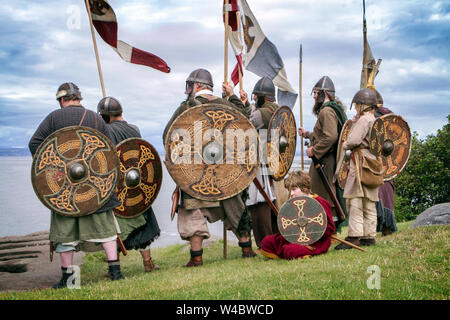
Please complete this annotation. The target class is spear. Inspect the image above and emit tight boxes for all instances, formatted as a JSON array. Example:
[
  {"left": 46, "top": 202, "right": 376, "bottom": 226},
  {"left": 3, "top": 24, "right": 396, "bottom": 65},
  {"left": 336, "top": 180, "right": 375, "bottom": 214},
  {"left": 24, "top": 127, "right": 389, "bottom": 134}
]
[
  {"left": 362, "top": 0, "right": 368, "bottom": 88},
  {"left": 223, "top": 0, "right": 230, "bottom": 259}
]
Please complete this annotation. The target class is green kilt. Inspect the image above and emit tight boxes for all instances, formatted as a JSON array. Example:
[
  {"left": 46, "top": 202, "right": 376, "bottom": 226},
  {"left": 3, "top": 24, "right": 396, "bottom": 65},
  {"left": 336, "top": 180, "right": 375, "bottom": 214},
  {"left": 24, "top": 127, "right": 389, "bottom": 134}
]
[
  {"left": 49, "top": 210, "right": 117, "bottom": 244},
  {"left": 115, "top": 214, "right": 147, "bottom": 241}
]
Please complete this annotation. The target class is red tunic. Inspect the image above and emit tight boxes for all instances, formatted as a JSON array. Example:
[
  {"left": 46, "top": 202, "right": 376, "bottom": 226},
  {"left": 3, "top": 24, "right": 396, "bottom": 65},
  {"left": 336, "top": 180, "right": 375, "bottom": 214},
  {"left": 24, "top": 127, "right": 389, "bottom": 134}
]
[{"left": 261, "top": 195, "right": 336, "bottom": 260}]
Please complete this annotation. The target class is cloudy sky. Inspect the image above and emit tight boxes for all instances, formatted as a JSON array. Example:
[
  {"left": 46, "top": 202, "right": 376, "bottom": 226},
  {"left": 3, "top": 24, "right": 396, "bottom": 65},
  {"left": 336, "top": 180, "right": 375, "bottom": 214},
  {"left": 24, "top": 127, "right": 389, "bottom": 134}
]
[{"left": 0, "top": 0, "right": 449, "bottom": 155}]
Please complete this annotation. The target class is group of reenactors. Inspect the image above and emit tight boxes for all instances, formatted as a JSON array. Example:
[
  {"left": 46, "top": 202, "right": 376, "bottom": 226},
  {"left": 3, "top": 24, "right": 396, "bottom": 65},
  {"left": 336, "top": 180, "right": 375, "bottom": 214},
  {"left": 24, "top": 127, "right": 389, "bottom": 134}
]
[{"left": 29, "top": 67, "right": 402, "bottom": 289}]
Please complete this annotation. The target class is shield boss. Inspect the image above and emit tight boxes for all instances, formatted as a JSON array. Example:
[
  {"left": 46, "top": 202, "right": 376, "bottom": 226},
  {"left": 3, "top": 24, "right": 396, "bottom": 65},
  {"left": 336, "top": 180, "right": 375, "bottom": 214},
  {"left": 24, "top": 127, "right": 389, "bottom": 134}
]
[
  {"left": 31, "top": 126, "right": 120, "bottom": 217},
  {"left": 278, "top": 196, "right": 327, "bottom": 246},
  {"left": 267, "top": 106, "right": 297, "bottom": 181},
  {"left": 114, "top": 138, "right": 162, "bottom": 218},
  {"left": 164, "top": 104, "right": 260, "bottom": 201}
]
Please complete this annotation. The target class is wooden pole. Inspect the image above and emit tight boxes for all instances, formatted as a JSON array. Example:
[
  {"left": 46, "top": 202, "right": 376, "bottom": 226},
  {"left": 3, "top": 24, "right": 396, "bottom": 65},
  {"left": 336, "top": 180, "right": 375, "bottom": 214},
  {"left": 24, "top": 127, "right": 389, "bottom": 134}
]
[
  {"left": 362, "top": 0, "right": 368, "bottom": 89},
  {"left": 299, "top": 43, "right": 304, "bottom": 170},
  {"left": 224, "top": 0, "right": 230, "bottom": 85},
  {"left": 331, "top": 235, "right": 367, "bottom": 252},
  {"left": 223, "top": 0, "right": 230, "bottom": 258},
  {"left": 236, "top": 10, "right": 243, "bottom": 91},
  {"left": 85, "top": 0, "right": 106, "bottom": 98}
]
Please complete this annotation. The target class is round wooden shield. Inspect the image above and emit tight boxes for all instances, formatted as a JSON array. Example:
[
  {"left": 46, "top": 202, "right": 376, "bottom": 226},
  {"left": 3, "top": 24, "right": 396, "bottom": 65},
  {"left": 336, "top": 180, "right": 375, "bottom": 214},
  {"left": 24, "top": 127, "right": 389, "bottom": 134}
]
[
  {"left": 164, "top": 104, "right": 260, "bottom": 201},
  {"left": 31, "top": 126, "right": 120, "bottom": 217},
  {"left": 114, "top": 138, "right": 162, "bottom": 218},
  {"left": 277, "top": 196, "right": 327, "bottom": 246},
  {"left": 267, "top": 106, "right": 297, "bottom": 181},
  {"left": 336, "top": 120, "right": 353, "bottom": 189},
  {"left": 370, "top": 114, "right": 411, "bottom": 180}
]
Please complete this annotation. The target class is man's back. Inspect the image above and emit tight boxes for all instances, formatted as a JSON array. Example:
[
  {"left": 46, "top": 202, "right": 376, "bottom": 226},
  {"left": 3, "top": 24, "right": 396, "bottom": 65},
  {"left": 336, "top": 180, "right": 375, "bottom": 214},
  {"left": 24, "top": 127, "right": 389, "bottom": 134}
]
[
  {"left": 29, "top": 105, "right": 108, "bottom": 156},
  {"left": 107, "top": 120, "right": 141, "bottom": 145}
]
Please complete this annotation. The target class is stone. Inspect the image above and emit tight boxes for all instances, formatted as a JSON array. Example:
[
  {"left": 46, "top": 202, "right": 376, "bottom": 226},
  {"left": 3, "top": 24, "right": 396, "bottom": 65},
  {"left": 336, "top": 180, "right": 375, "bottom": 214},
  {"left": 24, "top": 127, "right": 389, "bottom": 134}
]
[{"left": 409, "top": 203, "right": 450, "bottom": 229}]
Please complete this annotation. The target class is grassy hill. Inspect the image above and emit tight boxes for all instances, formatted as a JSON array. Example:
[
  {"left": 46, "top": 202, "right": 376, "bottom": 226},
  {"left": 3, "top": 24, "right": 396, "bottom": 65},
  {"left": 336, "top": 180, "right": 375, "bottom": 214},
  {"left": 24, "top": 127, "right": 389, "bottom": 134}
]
[{"left": 1, "top": 221, "right": 448, "bottom": 300}]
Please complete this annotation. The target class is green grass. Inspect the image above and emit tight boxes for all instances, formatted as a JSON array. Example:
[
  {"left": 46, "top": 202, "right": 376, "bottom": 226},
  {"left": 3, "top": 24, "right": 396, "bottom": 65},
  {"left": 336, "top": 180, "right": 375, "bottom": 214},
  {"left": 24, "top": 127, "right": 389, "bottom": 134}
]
[{"left": 1, "top": 222, "right": 449, "bottom": 300}]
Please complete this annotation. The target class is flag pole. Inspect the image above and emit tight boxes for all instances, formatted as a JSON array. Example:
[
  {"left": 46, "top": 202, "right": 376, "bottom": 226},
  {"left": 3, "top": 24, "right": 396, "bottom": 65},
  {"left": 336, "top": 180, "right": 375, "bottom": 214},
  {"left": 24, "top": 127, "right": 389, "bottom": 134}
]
[
  {"left": 362, "top": 0, "right": 368, "bottom": 88},
  {"left": 223, "top": 0, "right": 230, "bottom": 259},
  {"left": 224, "top": 0, "right": 230, "bottom": 85},
  {"left": 299, "top": 43, "right": 304, "bottom": 170},
  {"left": 237, "top": 10, "right": 243, "bottom": 91},
  {"left": 85, "top": 0, "right": 106, "bottom": 98}
]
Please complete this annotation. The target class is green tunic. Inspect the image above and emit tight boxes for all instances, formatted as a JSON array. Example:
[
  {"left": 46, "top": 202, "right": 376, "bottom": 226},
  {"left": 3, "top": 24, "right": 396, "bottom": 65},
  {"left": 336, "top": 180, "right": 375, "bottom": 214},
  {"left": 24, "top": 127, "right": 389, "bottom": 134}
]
[{"left": 49, "top": 210, "right": 117, "bottom": 244}]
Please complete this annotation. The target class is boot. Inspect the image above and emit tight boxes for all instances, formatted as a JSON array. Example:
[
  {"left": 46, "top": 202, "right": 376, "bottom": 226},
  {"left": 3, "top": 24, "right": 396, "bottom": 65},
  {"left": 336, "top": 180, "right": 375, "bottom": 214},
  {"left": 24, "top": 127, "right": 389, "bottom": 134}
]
[
  {"left": 335, "top": 236, "right": 360, "bottom": 250},
  {"left": 143, "top": 258, "right": 160, "bottom": 272},
  {"left": 108, "top": 264, "right": 125, "bottom": 281},
  {"left": 381, "top": 227, "right": 392, "bottom": 236},
  {"left": 52, "top": 267, "right": 74, "bottom": 289},
  {"left": 360, "top": 238, "right": 376, "bottom": 246},
  {"left": 239, "top": 241, "right": 257, "bottom": 258},
  {"left": 184, "top": 249, "right": 203, "bottom": 267}
]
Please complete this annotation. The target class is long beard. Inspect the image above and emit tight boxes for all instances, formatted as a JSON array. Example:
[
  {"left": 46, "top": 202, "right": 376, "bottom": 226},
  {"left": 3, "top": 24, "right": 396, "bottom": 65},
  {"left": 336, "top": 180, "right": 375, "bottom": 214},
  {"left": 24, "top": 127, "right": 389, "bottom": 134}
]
[
  {"left": 255, "top": 96, "right": 265, "bottom": 108},
  {"left": 312, "top": 91, "right": 325, "bottom": 116}
]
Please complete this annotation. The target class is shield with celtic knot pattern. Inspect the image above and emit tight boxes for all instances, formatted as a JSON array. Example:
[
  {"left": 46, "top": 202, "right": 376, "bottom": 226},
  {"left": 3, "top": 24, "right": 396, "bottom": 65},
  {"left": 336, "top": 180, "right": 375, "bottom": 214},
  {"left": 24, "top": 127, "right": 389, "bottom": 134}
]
[
  {"left": 31, "top": 126, "right": 120, "bottom": 217},
  {"left": 164, "top": 104, "right": 260, "bottom": 201},
  {"left": 336, "top": 120, "right": 353, "bottom": 189},
  {"left": 114, "top": 138, "right": 162, "bottom": 218},
  {"left": 277, "top": 196, "right": 327, "bottom": 246},
  {"left": 267, "top": 106, "right": 297, "bottom": 181},
  {"left": 369, "top": 114, "right": 411, "bottom": 181}
]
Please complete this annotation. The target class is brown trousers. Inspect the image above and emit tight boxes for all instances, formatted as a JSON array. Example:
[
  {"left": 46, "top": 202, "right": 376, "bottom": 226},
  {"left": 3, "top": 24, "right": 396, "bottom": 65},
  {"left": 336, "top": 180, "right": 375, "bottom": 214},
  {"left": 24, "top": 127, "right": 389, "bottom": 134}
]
[{"left": 249, "top": 202, "right": 279, "bottom": 248}]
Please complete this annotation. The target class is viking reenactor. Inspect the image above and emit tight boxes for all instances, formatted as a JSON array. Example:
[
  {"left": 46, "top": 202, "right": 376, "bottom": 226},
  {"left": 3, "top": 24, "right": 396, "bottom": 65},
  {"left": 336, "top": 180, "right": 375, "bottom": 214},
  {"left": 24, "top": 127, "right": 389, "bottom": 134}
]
[
  {"left": 260, "top": 170, "right": 336, "bottom": 260},
  {"left": 98, "top": 96, "right": 161, "bottom": 273},
  {"left": 28, "top": 83, "right": 124, "bottom": 288},
  {"left": 239, "top": 77, "right": 279, "bottom": 248},
  {"left": 335, "top": 88, "right": 384, "bottom": 249},
  {"left": 373, "top": 90, "right": 398, "bottom": 236},
  {"left": 163, "top": 68, "right": 256, "bottom": 267},
  {"left": 297, "top": 76, "right": 348, "bottom": 225}
]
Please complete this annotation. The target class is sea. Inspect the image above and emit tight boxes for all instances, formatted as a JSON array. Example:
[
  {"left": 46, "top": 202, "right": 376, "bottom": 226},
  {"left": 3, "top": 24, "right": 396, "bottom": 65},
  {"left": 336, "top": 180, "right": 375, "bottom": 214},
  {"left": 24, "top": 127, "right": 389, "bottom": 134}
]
[{"left": 0, "top": 148, "right": 309, "bottom": 248}]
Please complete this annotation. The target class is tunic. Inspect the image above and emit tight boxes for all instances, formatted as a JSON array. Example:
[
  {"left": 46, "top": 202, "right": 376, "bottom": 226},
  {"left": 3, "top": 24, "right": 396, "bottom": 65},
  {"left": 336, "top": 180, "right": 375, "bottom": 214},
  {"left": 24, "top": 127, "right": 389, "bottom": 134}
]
[
  {"left": 342, "top": 113, "right": 379, "bottom": 201},
  {"left": 306, "top": 102, "right": 346, "bottom": 211},
  {"left": 28, "top": 105, "right": 119, "bottom": 244},
  {"left": 260, "top": 195, "right": 336, "bottom": 259},
  {"left": 107, "top": 120, "right": 161, "bottom": 250}
]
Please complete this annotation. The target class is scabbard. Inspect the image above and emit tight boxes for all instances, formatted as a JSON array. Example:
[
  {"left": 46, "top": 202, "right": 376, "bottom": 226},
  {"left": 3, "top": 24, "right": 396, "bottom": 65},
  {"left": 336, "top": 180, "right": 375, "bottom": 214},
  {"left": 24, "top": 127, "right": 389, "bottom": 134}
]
[
  {"left": 311, "top": 156, "right": 346, "bottom": 221},
  {"left": 117, "top": 235, "right": 127, "bottom": 256}
]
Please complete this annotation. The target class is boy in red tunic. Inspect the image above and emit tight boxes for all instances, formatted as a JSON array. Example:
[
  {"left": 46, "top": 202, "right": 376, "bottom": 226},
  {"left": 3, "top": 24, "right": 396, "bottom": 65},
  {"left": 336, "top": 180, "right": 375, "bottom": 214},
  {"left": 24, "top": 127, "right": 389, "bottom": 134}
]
[{"left": 260, "top": 170, "right": 336, "bottom": 260}]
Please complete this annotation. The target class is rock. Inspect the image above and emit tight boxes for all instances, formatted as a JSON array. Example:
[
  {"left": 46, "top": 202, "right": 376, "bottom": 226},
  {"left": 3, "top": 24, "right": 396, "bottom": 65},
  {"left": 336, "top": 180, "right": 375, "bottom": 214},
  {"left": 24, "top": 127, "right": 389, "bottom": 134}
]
[
  {"left": 409, "top": 203, "right": 450, "bottom": 229},
  {"left": 0, "top": 231, "right": 84, "bottom": 292}
]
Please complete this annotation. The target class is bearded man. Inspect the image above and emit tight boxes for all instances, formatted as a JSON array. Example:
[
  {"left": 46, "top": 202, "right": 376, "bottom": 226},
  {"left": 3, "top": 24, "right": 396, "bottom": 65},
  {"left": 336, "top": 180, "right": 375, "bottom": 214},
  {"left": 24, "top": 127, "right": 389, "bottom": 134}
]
[{"left": 297, "top": 76, "right": 348, "bottom": 225}]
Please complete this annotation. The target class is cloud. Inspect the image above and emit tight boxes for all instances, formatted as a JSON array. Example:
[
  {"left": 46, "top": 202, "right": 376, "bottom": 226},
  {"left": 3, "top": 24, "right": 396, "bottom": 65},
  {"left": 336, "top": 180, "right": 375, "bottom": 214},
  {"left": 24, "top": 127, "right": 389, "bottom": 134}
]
[{"left": 0, "top": 0, "right": 449, "bottom": 155}]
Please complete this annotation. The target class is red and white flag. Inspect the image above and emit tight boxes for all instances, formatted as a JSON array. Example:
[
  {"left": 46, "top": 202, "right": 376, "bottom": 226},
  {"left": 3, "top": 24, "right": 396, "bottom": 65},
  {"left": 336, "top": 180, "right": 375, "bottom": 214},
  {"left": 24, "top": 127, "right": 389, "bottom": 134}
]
[
  {"left": 87, "top": 0, "right": 170, "bottom": 73},
  {"left": 224, "top": 0, "right": 243, "bottom": 86}
]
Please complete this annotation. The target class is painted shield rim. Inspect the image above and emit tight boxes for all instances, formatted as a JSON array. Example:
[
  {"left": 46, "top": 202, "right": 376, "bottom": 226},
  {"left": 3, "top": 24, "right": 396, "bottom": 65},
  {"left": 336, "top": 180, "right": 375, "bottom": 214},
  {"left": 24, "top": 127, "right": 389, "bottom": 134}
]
[
  {"left": 277, "top": 195, "right": 327, "bottom": 246},
  {"left": 114, "top": 137, "right": 162, "bottom": 219},
  {"left": 267, "top": 105, "right": 297, "bottom": 181},
  {"left": 163, "top": 103, "right": 260, "bottom": 201},
  {"left": 31, "top": 125, "right": 120, "bottom": 217}
]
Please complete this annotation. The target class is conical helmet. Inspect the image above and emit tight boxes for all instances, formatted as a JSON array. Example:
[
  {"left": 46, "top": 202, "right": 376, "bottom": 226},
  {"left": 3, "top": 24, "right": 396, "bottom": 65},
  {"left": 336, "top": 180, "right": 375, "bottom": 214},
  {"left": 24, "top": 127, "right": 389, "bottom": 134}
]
[
  {"left": 351, "top": 88, "right": 378, "bottom": 109},
  {"left": 97, "top": 96, "right": 123, "bottom": 116},
  {"left": 186, "top": 68, "right": 214, "bottom": 87},
  {"left": 312, "top": 76, "right": 335, "bottom": 99},
  {"left": 56, "top": 82, "right": 82, "bottom": 100},
  {"left": 252, "top": 76, "right": 275, "bottom": 97}
]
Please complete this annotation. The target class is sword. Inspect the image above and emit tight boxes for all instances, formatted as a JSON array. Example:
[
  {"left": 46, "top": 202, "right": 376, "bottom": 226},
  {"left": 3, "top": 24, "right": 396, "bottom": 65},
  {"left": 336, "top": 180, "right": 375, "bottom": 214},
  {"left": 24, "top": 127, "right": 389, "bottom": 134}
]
[{"left": 305, "top": 141, "right": 346, "bottom": 221}]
